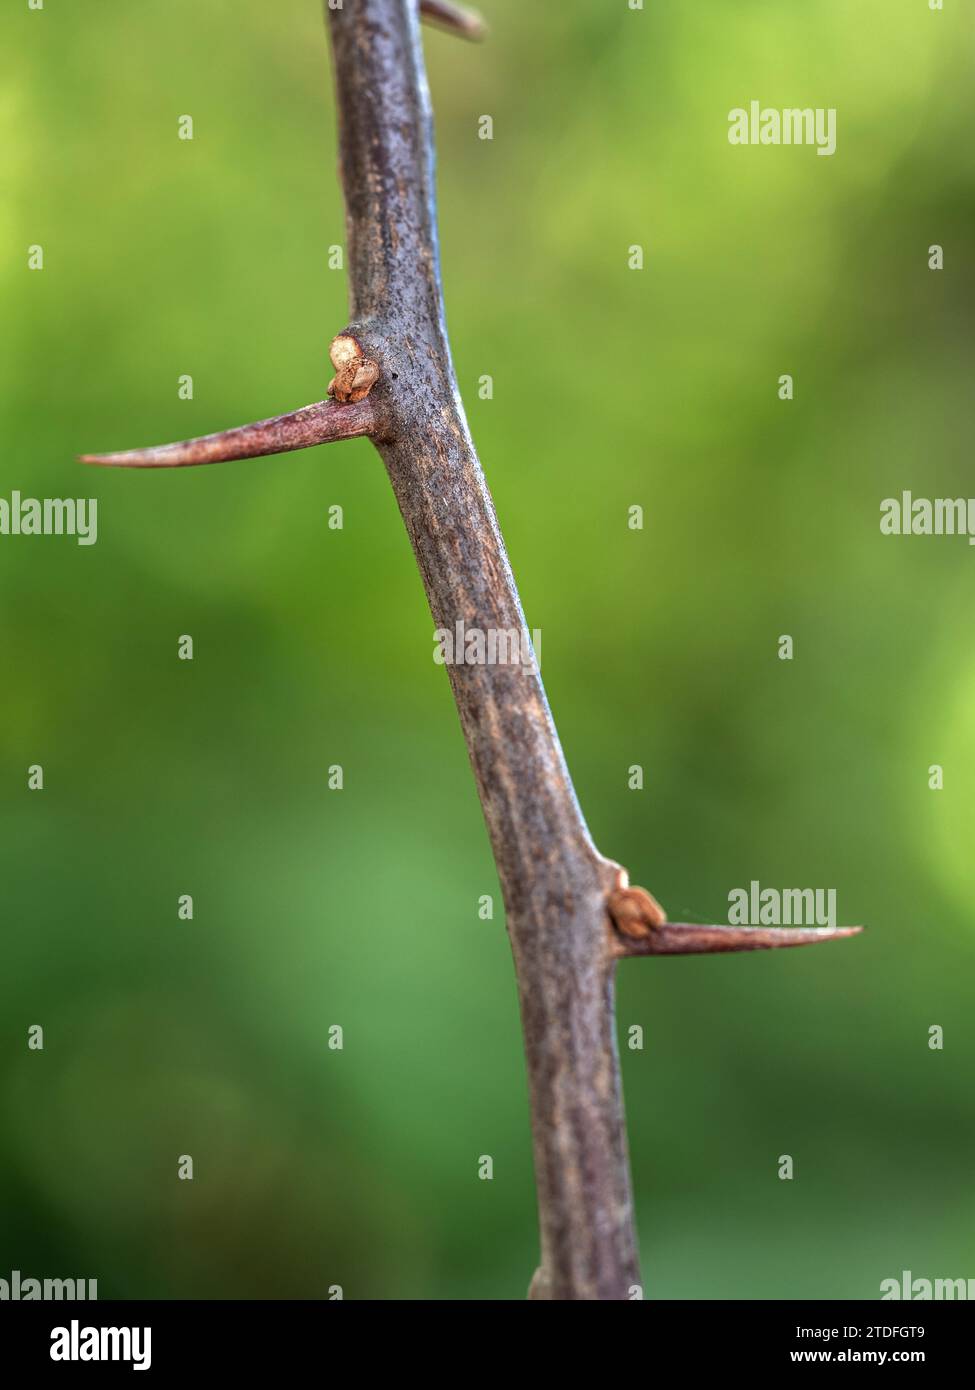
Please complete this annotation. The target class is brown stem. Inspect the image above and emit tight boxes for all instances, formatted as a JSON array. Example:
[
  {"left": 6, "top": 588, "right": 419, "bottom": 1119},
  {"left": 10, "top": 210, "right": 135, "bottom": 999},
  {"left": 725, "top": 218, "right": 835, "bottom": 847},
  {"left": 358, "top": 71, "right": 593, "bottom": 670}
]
[
  {"left": 79, "top": 0, "right": 862, "bottom": 1301},
  {"left": 327, "top": 0, "right": 649, "bottom": 1301}
]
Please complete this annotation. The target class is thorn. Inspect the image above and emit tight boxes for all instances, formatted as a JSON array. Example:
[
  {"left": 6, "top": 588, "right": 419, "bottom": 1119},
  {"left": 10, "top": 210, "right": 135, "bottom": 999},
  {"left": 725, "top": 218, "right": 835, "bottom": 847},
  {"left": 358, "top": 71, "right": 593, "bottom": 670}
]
[
  {"left": 608, "top": 884, "right": 863, "bottom": 957},
  {"left": 613, "top": 922, "right": 863, "bottom": 957},
  {"left": 420, "top": 0, "right": 487, "bottom": 42},
  {"left": 79, "top": 397, "right": 376, "bottom": 469}
]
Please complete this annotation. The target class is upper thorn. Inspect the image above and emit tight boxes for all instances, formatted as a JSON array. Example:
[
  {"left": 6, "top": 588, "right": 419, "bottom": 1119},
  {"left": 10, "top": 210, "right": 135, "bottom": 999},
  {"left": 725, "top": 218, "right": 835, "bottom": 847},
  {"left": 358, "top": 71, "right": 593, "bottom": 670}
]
[
  {"left": 608, "top": 882, "right": 863, "bottom": 957},
  {"left": 419, "top": 0, "right": 487, "bottom": 42}
]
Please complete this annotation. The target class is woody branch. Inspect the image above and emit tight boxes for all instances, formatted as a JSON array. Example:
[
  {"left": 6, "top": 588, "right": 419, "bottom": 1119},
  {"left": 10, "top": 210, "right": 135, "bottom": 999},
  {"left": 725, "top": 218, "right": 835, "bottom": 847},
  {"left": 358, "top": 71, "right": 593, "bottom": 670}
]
[{"left": 79, "top": 0, "right": 860, "bottom": 1299}]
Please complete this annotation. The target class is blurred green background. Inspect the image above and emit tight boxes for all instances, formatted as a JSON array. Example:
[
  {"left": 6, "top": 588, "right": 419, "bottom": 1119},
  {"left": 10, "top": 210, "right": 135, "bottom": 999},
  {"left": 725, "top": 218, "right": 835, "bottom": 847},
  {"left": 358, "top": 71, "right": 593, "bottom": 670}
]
[{"left": 2, "top": 0, "right": 973, "bottom": 1299}]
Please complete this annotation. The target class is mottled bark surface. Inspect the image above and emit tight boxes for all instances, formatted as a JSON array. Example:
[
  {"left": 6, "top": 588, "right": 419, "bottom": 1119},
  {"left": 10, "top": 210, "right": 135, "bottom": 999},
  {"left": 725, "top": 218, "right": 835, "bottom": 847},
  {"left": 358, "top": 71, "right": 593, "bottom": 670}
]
[{"left": 327, "top": 0, "right": 641, "bottom": 1300}]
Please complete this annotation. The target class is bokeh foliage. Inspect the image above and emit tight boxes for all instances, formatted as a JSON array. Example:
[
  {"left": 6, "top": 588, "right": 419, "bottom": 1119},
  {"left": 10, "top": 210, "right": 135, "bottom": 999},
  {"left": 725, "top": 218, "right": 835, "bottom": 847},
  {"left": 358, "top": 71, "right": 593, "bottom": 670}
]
[{"left": 1, "top": 0, "right": 973, "bottom": 1298}]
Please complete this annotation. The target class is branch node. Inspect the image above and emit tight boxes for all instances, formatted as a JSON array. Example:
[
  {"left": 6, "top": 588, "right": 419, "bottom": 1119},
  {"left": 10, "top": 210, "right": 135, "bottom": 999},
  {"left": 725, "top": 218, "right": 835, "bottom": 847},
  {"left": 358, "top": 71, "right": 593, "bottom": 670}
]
[
  {"left": 327, "top": 333, "right": 380, "bottom": 403},
  {"left": 608, "top": 884, "right": 667, "bottom": 940}
]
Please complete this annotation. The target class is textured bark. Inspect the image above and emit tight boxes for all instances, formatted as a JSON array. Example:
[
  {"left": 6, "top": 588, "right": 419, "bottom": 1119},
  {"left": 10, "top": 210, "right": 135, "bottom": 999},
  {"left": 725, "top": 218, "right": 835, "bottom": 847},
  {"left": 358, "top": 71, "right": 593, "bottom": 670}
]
[{"left": 327, "top": 0, "right": 640, "bottom": 1301}]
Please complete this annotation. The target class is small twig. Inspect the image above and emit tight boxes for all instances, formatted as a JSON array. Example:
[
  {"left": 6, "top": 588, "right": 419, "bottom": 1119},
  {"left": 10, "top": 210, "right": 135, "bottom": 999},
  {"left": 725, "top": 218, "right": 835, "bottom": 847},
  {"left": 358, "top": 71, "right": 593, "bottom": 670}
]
[{"left": 419, "top": 0, "right": 486, "bottom": 41}]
